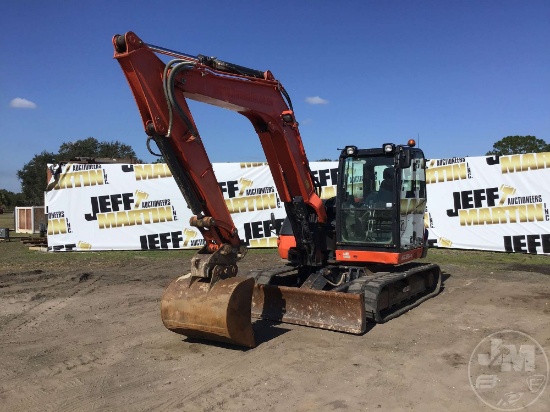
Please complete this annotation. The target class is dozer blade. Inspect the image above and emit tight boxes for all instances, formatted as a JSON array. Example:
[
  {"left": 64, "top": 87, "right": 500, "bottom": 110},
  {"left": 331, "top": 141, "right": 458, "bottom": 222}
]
[
  {"left": 161, "top": 275, "right": 256, "bottom": 348},
  {"left": 252, "top": 285, "right": 366, "bottom": 334}
]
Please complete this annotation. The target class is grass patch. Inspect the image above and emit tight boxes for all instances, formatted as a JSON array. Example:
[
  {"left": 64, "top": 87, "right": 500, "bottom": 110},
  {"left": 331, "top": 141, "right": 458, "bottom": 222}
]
[
  {"left": 426, "top": 247, "right": 549, "bottom": 273},
  {"left": 1, "top": 236, "right": 547, "bottom": 275},
  {"left": 0, "top": 240, "right": 276, "bottom": 273},
  {"left": 0, "top": 240, "right": 195, "bottom": 269},
  {"left": 0, "top": 212, "right": 15, "bottom": 230}
]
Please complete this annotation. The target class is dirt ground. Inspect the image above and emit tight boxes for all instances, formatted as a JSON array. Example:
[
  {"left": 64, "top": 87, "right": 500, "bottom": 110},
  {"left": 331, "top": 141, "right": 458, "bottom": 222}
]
[{"left": 1, "top": 244, "right": 549, "bottom": 411}]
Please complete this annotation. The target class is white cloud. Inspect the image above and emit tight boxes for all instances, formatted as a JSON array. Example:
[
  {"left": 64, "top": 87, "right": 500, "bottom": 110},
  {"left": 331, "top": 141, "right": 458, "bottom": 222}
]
[
  {"left": 9, "top": 98, "right": 37, "bottom": 109},
  {"left": 305, "top": 96, "right": 328, "bottom": 105}
]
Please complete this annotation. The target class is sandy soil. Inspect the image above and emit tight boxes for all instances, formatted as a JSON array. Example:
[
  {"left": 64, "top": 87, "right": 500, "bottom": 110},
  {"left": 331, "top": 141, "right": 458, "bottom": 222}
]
[{"left": 1, "top": 251, "right": 549, "bottom": 411}]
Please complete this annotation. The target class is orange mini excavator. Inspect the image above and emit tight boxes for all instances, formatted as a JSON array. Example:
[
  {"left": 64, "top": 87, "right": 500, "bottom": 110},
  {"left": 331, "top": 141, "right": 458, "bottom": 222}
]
[{"left": 113, "top": 32, "right": 442, "bottom": 347}]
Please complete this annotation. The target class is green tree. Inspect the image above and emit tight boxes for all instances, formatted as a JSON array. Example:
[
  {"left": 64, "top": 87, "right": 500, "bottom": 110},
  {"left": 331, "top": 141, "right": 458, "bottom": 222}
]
[
  {"left": 486, "top": 135, "right": 550, "bottom": 156},
  {"left": 16, "top": 150, "right": 57, "bottom": 205},
  {"left": 58, "top": 137, "right": 138, "bottom": 160},
  {"left": 17, "top": 138, "right": 141, "bottom": 205},
  {"left": 0, "top": 189, "right": 14, "bottom": 209}
]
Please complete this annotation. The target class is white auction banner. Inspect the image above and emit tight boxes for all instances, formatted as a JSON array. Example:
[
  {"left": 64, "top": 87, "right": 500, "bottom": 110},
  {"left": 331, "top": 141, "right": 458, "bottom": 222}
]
[
  {"left": 46, "top": 153, "right": 550, "bottom": 255},
  {"left": 425, "top": 153, "right": 550, "bottom": 254},
  {"left": 45, "top": 162, "right": 339, "bottom": 252}
]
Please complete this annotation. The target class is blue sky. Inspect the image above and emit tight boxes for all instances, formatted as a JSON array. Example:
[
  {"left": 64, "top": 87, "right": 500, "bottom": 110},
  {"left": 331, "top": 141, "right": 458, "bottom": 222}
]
[{"left": 1, "top": 0, "right": 549, "bottom": 192}]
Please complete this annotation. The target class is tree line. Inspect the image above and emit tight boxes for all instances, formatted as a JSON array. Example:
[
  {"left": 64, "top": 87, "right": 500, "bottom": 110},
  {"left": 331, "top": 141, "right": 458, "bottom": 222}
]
[
  {"left": 1, "top": 135, "right": 548, "bottom": 209},
  {"left": 2, "top": 137, "right": 140, "bottom": 208}
]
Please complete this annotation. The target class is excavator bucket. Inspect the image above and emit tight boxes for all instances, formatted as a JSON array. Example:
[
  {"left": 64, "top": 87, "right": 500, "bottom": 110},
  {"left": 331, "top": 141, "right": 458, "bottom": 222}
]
[
  {"left": 252, "top": 285, "right": 366, "bottom": 334},
  {"left": 161, "top": 275, "right": 256, "bottom": 348}
]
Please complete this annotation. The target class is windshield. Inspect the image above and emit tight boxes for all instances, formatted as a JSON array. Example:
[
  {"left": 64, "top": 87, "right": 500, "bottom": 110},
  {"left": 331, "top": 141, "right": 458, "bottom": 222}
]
[{"left": 340, "top": 155, "right": 395, "bottom": 245}]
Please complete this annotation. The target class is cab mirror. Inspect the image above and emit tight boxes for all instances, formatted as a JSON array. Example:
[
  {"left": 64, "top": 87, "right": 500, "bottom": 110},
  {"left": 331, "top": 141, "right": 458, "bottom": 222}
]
[{"left": 398, "top": 147, "right": 411, "bottom": 169}]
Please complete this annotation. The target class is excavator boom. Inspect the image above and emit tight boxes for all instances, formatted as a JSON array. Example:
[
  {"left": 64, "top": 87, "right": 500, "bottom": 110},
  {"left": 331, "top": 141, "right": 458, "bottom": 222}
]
[{"left": 113, "top": 32, "right": 328, "bottom": 347}]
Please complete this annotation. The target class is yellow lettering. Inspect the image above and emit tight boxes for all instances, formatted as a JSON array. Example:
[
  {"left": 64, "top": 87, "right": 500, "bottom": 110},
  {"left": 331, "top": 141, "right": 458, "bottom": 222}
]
[
  {"left": 426, "top": 163, "right": 467, "bottom": 183},
  {"left": 115, "top": 211, "right": 131, "bottom": 227},
  {"left": 87, "top": 170, "right": 104, "bottom": 186},
  {"left": 140, "top": 209, "right": 151, "bottom": 224},
  {"left": 527, "top": 203, "right": 545, "bottom": 222},
  {"left": 452, "top": 163, "right": 467, "bottom": 180},
  {"left": 96, "top": 207, "right": 174, "bottom": 229},
  {"left": 47, "top": 218, "right": 67, "bottom": 235},
  {"left": 240, "top": 162, "right": 266, "bottom": 168},
  {"left": 226, "top": 195, "right": 277, "bottom": 213},
  {"left": 134, "top": 165, "right": 153, "bottom": 180},
  {"left": 55, "top": 174, "right": 72, "bottom": 189},
  {"left": 127, "top": 210, "right": 142, "bottom": 225},
  {"left": 238, "top": 178, "right": 253, "bottom": 196},
  {"left": 226, "top": 197, "right": 246, "bottom": 213},
  {"left": 72, "top": 172, "right": 83, "bottom": 188},
  {"left": 501, "top": 155, "right": 521, "bottom": 174},
  {"left": 490, "top": 206, "right": 507, "bottom": 224},
  {"left": 536, "top": 152, "right": 550, "bottom": 169},
  {"left": 503, "top": 206, "right": 518, "bottom": 223},
  {"left": 459, "top": 209, "right": 479, "bottom": 226},
  {"left": 183, "top": 228, "right": 196, "bottom": 246},
  {"left": 152, "top": 163, "right": 172, "bottom": 178},
  {"left": 249, "top": 238, "right": 277, "bottom": 247},
  {"left": 260, "top": 193, "right": 277, "bottom": 210},
  {"left": 149, "top": 208, "right": 159, "bottom": 223},
  {"left": 520, "top": 153, "right": 536, "bottom": 172},
  {"left": 53, "top": 170, "right": 104, "bottom": 189},
  {"left": 500, "top": 153, "right": 550, "bottom": 174},
  {"left": 477, "top": 208, "right": 492, "bottom": 225},
  {"left": 426, "top": 167, "right": 443, "bottom": 184},
  {"left": 458, "top": 204, "right": 544, "bottom": 226},
  {"left": 440, "top": 165, "right": 453, "bottom": 182},
  {"left": 97, "top": 213, "right": 116, "bottom": 229},
  {"left": 156, "top": 206, "right": 174, "bottom": 222}
]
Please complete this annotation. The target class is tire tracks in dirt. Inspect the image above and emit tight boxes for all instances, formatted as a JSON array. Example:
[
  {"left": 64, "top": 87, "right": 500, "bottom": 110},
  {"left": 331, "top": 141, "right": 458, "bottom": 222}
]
[
  {"left": 3, "top": 335, "right": 150, "bottom": 412},
  {"left": 0, "top": 273, "right": 105, "bottom": 383},
  {"left": 149, "top": 331, "right": 293, "bottom": 411},
  {"left": 9, "top": 273, "right": 103, "bottom": 335}
]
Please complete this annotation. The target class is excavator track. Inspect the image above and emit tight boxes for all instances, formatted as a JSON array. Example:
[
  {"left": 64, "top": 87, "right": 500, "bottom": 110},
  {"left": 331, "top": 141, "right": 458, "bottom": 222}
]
[{"left": 357, "top": 263, "right": 442, "bottom": 323}]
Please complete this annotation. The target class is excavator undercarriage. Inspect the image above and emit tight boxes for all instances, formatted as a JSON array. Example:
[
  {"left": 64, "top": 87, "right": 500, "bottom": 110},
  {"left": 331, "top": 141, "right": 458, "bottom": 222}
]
[
  {"left": 161, "top": 262, "right": 442, "bottom": 348},
  {"left": 248, "top": 262, "right": 441, "bottom": 333}
]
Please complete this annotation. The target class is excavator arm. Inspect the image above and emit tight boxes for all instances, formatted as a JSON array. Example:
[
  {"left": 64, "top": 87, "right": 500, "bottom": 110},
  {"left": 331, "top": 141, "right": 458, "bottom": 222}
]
[
  {"left": 113, "top": 32, "right": 330, "bottom": 347},
  {"left": 113, "top": 32, "right": 325, "bottom": 275}
]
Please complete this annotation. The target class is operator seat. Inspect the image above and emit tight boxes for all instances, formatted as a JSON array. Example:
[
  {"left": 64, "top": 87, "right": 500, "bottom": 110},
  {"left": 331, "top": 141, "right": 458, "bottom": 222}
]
[
  {"left": 377, "top": 166, "right": 394, "bottom": 204},
  {"left": 379, "top": 167, "right": 394, "bottom": 192}
]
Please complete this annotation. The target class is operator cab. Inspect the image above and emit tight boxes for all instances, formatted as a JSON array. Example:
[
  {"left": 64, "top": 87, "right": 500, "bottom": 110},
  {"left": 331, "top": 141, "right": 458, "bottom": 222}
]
[
  {"left": 335, "top": 142, "right": 427, "bottom": 257},
  {"left": 277, "top": 141, "right": 428, "bottom": 264}
]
